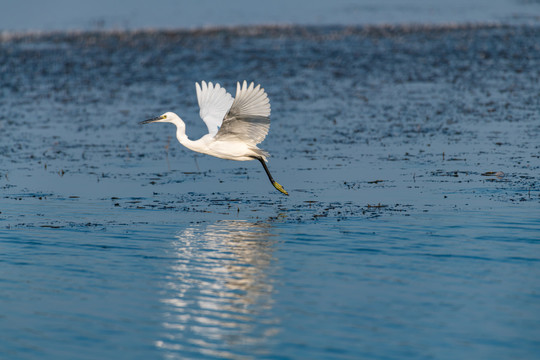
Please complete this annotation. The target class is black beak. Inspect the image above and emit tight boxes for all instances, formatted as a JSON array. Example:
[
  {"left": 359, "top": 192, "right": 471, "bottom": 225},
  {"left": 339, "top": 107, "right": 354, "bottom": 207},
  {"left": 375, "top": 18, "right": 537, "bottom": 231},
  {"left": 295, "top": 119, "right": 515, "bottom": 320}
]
[{"left": 139, "top": 116, "right": 163, "bottom": 125}]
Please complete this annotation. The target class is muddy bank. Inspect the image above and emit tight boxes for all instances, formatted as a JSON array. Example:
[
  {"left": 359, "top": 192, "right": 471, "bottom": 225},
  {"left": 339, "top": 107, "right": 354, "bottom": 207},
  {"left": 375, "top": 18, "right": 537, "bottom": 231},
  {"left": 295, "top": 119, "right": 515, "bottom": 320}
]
[{"left": 1, "top": 24, "right": 539, "bottom": 226}]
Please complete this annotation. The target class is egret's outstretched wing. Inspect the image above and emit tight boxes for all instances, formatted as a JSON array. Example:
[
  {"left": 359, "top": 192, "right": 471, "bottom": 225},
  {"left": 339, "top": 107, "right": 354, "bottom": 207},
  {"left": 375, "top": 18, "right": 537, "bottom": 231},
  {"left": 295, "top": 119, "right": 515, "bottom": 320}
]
[
  {"left": 215, "top": 81, "right": 271, "bottom": 145},
  {"left": 196, "top": 81, "right": 234, "bottom": 137}
]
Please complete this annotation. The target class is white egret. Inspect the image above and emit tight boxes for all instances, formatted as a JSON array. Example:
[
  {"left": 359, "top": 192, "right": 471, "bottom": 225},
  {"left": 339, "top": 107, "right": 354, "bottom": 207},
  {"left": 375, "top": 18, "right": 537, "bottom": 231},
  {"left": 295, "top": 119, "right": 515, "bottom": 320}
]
[{"left": 140, "top": 80, "right": 288, "bottom": 195}]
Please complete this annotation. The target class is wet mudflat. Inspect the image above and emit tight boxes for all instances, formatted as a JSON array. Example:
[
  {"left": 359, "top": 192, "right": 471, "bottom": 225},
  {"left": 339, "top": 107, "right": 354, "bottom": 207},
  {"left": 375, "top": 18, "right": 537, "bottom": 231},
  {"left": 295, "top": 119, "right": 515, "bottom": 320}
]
[{"left": 1, "top": 25, "right": 539, "bottom": 359}]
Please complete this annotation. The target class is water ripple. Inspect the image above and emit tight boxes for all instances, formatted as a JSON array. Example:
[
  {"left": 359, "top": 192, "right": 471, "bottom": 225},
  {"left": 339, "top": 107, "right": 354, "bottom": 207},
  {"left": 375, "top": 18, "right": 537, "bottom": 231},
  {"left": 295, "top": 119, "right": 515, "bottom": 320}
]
[{"left": 157, "top": 220, "right": 280, "bottom": 359}]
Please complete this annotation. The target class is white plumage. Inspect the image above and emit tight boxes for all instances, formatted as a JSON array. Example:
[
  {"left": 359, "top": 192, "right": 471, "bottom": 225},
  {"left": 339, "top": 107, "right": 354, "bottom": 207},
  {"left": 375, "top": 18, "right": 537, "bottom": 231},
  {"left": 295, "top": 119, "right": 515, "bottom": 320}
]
[
  {"left": 140, "top": 80, "right": 288, "bottom": 195},
  {"left": 196, "top": 81, "right": 233, "bottom": 137}
]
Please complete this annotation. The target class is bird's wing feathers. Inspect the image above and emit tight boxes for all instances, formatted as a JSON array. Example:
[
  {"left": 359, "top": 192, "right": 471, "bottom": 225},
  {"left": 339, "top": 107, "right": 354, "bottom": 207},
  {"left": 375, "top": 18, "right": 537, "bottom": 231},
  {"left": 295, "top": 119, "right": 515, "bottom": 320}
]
[
  {"left": 215, "top": 81, "right": 271, "bottom": 145},
  {"left": 196, "top": 81, "right": 234, "bottom": 136}
]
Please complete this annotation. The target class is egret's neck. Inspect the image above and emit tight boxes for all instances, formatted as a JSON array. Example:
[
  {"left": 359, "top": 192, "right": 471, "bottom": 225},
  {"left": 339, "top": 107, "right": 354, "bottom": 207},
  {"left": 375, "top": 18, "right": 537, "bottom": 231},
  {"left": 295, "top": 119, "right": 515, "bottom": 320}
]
[
  {"left": 171, "top": 117, "right": 196, "bottom": 149},
  {"left": 172, "top": 119, "right": 187, "bottom": 141}
]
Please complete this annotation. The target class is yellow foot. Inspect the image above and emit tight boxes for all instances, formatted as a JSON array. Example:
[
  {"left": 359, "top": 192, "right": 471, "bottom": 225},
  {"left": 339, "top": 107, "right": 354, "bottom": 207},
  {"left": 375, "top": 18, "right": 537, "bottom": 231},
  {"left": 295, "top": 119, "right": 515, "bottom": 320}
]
[{"left": 272, "top": 181, "right": 289, "bottom": 196}]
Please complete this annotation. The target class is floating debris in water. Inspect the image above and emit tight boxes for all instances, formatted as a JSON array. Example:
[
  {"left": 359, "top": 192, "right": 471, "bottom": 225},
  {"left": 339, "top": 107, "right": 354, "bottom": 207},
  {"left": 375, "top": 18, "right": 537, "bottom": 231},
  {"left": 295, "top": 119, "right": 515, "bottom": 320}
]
[{"left": 481, "top": 171, "right": 505, "bottom": 178}]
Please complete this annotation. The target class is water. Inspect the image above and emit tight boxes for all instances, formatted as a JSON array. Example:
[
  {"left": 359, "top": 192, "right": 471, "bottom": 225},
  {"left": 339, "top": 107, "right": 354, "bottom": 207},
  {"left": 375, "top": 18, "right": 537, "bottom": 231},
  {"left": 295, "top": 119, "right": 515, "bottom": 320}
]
[
  {"left": 1, "top": 0, "right": 540, "bottom": 32},
  {"left": 1, "top": 23, "right": 540, "bottom": 360}
]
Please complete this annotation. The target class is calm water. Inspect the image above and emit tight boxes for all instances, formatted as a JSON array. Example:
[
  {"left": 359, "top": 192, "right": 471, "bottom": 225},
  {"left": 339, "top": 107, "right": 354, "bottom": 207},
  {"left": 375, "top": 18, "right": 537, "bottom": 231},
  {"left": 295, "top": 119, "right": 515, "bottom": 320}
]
[
  {"left": 2, "top": 210, "right": 539, "bottom": 359},
  {"left": 1, "top": 0, "right": 540, "bottom": 32},
  {"left": 1, "top": 24, "right": 540, "bottom": 359}
]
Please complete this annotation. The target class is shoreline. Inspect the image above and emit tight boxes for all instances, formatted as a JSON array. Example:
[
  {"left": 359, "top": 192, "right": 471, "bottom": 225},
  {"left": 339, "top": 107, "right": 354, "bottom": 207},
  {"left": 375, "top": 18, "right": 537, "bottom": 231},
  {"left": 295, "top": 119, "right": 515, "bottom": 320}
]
[{"left": 1, "top": 22, "right": 538, "bottom": 42}]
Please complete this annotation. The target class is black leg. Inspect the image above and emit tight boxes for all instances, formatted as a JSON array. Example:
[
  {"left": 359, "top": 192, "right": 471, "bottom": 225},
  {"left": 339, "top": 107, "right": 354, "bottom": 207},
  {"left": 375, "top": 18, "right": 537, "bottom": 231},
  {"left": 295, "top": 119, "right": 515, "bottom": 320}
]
[
  {"left": 258, "top": 158, "right": 275, "bottom": 183},
  {"left": 257, "top": 158, "right": 289, "bottom": 195}
]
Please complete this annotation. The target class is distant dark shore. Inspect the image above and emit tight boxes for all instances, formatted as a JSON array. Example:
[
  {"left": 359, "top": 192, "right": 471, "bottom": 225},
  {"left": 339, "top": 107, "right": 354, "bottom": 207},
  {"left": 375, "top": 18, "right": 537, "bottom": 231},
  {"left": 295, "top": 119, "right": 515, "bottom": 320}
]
[{"left": 1, "top": 22, "right": 538, "bottom": 41}]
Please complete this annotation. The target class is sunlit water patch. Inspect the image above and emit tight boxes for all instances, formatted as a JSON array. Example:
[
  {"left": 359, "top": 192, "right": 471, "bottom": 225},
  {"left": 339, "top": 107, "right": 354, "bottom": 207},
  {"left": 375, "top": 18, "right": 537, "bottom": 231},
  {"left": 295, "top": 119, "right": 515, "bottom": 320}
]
[{"left": 157, "top": 221, "right": 280, "bottom": 358}]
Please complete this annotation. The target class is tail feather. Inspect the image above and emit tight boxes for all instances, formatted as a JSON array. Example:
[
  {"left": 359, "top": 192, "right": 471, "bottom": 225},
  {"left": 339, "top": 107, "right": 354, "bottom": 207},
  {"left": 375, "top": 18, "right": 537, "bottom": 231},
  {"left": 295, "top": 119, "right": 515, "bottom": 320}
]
[{"left": 252, "top": 147, "right": 269, "bottom": 162}]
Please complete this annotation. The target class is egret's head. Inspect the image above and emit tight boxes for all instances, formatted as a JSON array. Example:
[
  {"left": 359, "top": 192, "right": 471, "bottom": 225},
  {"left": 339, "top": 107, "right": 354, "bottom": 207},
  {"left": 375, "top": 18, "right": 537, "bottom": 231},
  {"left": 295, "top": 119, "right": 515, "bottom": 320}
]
[{"left": 140, "top": 112, "right": 179, "bottom": 124}]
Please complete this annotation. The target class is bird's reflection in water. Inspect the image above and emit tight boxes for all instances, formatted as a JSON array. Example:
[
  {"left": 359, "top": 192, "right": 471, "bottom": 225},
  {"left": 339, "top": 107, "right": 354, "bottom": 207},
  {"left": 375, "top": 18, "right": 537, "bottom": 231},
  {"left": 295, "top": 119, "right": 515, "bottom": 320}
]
[{"left": 156, "top": 220, "right": 280, "bottom": 359}]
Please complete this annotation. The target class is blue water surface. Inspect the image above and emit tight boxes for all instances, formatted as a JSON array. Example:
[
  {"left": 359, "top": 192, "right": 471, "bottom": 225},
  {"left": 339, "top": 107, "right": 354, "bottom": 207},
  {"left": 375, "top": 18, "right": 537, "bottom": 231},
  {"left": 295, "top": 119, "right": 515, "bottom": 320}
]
[
  {"left": 1, "top": 206, "right": 539, "bottom": 359},
  {"left": 1, "top": 0, "right": 540, "bottom": 32},
  {"left": 1, "top": 21, "right": 539, "bottom": 360}
]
